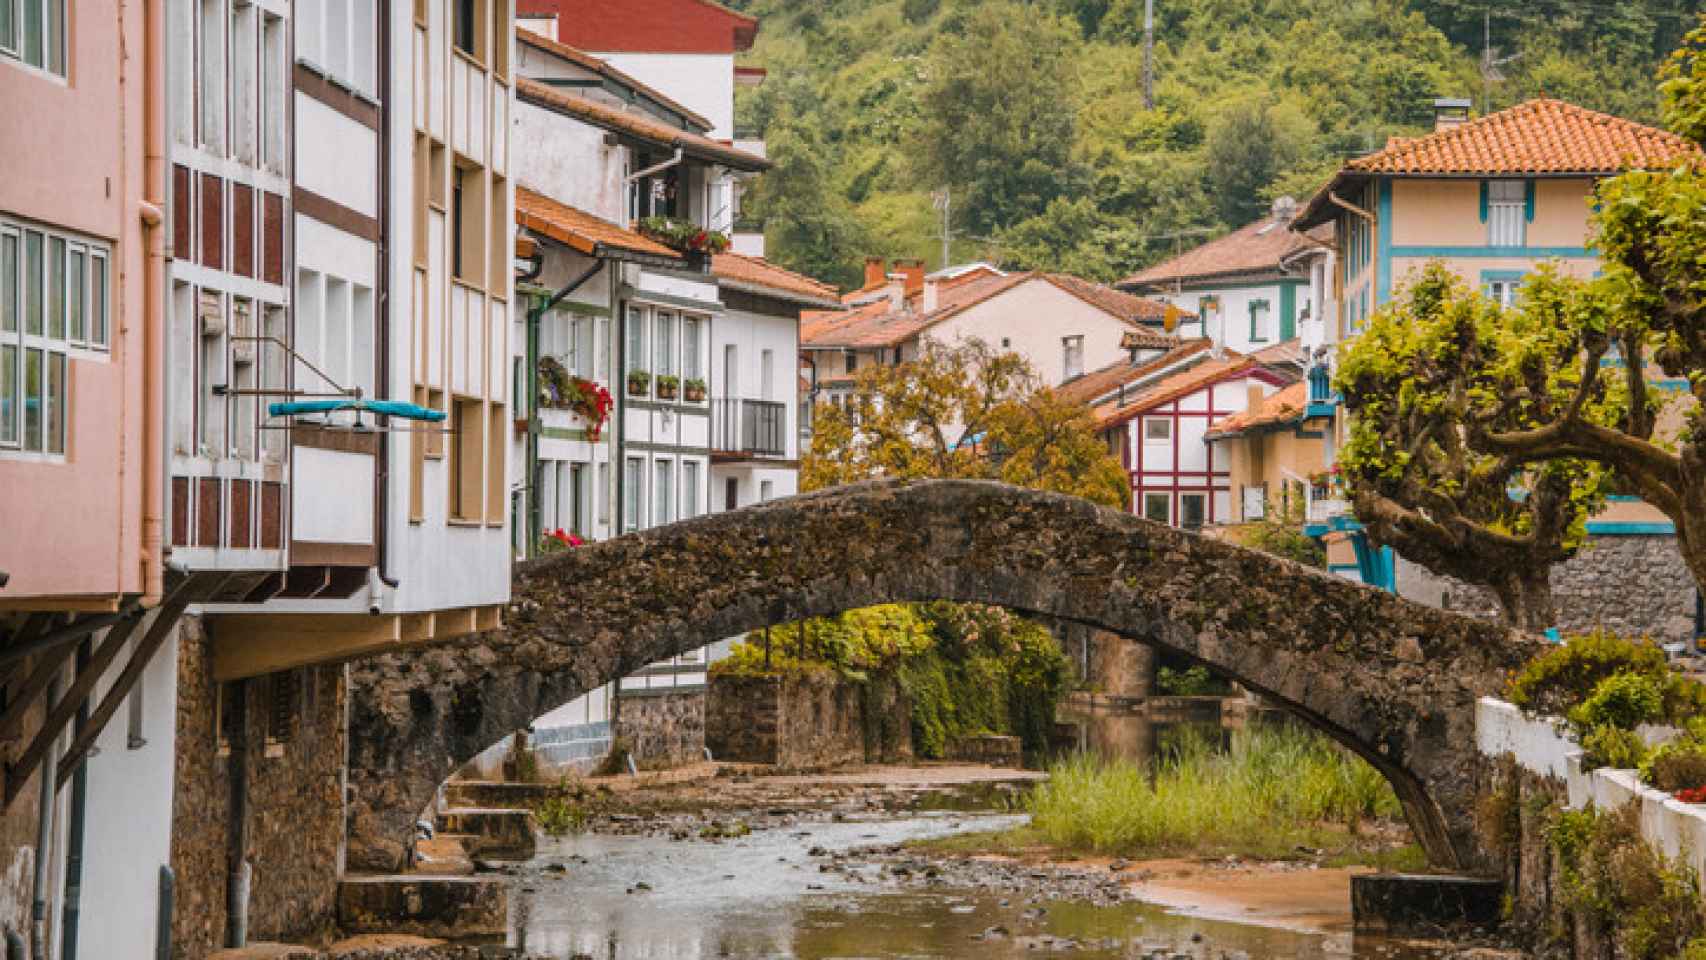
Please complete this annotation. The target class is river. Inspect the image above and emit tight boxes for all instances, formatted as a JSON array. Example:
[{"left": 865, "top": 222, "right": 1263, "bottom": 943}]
[{"left": 506, "top": 806, "right": 1467, "bottom": 960}]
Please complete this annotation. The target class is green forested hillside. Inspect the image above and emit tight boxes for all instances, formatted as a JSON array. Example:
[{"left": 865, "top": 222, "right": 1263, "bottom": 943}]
[{"left": 727, "top": 0, "right": 1700, "bottom": 288}]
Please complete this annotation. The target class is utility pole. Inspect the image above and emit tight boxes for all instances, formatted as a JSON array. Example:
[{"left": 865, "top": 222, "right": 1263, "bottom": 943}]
[
  {"left": 1482, "top": 8, "right": 1491, "bottom": 115},
  {"left": 1143, "top": 0, "right": 1155, "bottom": 110}
]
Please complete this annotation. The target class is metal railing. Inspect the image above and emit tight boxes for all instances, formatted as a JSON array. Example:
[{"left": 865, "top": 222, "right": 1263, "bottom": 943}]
[{"left": 713, "top": 398, "right": 787, "bottom": 457}]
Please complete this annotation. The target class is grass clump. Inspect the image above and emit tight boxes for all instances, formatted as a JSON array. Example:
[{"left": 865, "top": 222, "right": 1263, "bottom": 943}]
[
  {"left": 1024, "top": 725, "right": 1402, "bottom": 859},
  {"left": 1547, "top": 803, "right": 1705, "bottom": 959}
]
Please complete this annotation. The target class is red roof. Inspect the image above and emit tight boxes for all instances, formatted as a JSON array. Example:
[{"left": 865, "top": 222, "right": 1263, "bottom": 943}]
[
  {"left": 802, "top": 273, "right": 1179, "bottom": 350},
  {"left": 515, "top": 79, "right": 769, "bottom": 172},
  {"left": 1206, "top": 381, "right": 1310, "bottom": 437},
  {"left": 515, "top": 186, "right": 683, "bottom": 261},
  {"left": 521, "top": 0, "right": 758, "bottom": 54},
  {"left": 1120, "top": 214, "right": 1330, "bottom": 289},
  {"left": 1091, "top": 353, "right": 1293, "bottom": 431},
  {"left": 1054, "top": 340, "right": 1214, "bottom": 407},
  {"left": 712, "top": 252, "right": 842, "bottom": 307}
]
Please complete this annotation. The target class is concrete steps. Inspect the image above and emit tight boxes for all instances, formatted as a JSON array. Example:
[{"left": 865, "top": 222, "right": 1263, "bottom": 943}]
[
  {"left": 337, "top": 875, "right": 508, "bottom": 940},
  {"left": 435, "top": 806, "right": 536, "bottom": 860}
]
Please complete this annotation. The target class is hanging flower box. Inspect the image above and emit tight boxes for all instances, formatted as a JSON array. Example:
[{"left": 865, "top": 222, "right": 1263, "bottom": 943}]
[
  {"left": 636, "top": 216, "right": 730, "bottom": 255},
  {"left": 537, "top": 357, "right": 615, "bottom": 441}
]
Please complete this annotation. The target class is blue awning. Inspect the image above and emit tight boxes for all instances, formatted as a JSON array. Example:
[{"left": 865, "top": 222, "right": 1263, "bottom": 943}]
[{"left": 268, "top": 399, "right": 448, "bottom": 422}]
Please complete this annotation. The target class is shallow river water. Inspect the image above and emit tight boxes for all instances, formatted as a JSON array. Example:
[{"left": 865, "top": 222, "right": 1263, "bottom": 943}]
[{"left": 508, "top": 811, "right": 1465, "bottom": 960}]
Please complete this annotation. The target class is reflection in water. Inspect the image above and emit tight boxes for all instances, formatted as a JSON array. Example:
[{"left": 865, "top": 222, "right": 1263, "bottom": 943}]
[{"left": 510, "top": 813, "right": 1457, "bottom": 960}]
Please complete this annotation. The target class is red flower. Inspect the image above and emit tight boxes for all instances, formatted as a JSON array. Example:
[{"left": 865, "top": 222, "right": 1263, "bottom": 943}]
[{"left": 1676, "top": 786, "right": 1706, "bottom": 803}]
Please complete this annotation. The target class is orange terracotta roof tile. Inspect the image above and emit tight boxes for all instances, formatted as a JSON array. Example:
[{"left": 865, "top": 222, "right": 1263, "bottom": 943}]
[
  {"left": 1091, "top": 353, "right": 1279, "bottom": 431},
  {"left": 1207, "top": 381, "right": 1310, "bottom": 437},
  {"left": 1120, "top": 214, "right": 1329, "bottom": 289},
  {"left": 515, "top": 78, "right": 770, "bottom": 172},
  {"left": 1345, "top": 99, "right": 1699, "bottom": 176},
  {"left": 713, "top": 252, "right": 842, "bottom": 306},
  {"left": 516, "top": 31, "right": 714, "bottom": 132},
  {"left": 515, "top": 186, "right": 682, "bottom": 260},
  {"left": 1053, "top": 340, "right": 1214, "bottom": 407}
]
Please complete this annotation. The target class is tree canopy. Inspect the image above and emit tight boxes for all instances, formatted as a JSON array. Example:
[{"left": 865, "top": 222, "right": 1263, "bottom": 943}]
[{"left": 728, "top": 0, "right": 1685, "bottom": 288}]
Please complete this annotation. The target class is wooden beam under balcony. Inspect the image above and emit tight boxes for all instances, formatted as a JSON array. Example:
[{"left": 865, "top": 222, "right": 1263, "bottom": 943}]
[{"left": 209, "top": 604, "right": 505, "bottom": 681}]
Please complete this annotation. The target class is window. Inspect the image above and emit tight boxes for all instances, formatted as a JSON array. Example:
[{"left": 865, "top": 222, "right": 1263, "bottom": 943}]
[
  {"left": 681, "top": 460, "right": 700, "bottom": 519},
  {"left": 724, "top": 477, "right": 738, "bottom": 511},
  {"left": 3, "top": 0, "right": 64, "bottom": 77},
  {"left": 1179, "top": 493, "right": 1206, "bottom": 530},
  {"left": 760, "top": 349, "right": 774, "bottom": 400},
  {"left": 596, "top": 461, "right": 610, "bottom": 526},
  {"left": 1142, "top": 492, "right": 1170, "bottom": 524},
  {"left": 654, "top": 311, "right": 676, "bottom": 380},
  {"left": 451, "top": 168, "right": 465, "bottom": 279},
  {"left": 449, "top": 398, "right": 484, "bottom": 520},
  {"left": 682, "top": 317, "right": 702, "bottom": 384},
  {"left": 1062, "top": 335, "right": 1084, "bottom": 380},
  {"left": 653, "top": 459, "right": 674, "bottom": 525},
  {"left": 759, "top": 480, "right": 774, "bottom": 502},
  {"left": 567, "top": 462, "right": 587, "bottom": 535},
  {"left": 2, "top": 222, "right": 107, "bottom": 454},
  {"left": 1486, "top": 278, "right": 1522, "bottom": 308},
  {"left": 453, "top": 0, "right": 478, "bottom": 58},
  {"left": 625, "top": 305, "right": 647, "bottom": 376},
  {"left": 199, "top": 0, "right": 224, "bottom": 150},
  {"left": 1248, "top": 299, "right": 1271, "bottom": 343},
  {"left": 1241, "top": 485, "right": 1266, "bottom": 522},
  {"left": 1143, "top": 417, "right": 1171, "bottom": 443},
  {"left": 1487, "top": 180, "right": 1526, "bottom": 247},
  {"left": 622, "top": 457, "right": 643, "bottom": 531},
  {"left": 844, "top": 351, "right": 856, "bottom": 375}
]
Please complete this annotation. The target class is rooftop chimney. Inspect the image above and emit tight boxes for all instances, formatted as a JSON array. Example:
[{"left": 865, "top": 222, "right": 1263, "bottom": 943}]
[
  {"left": 922, "top": 275, "right": 942, "bottom": 313},
  {"left": 864, "top": 256, "right": 886, "bottom": 290},
  {"left": 1432, "top": 97, "right": 1473, "bottom": 132},
  {"left": 894, "top": 258, "right": 926, "bottom": 299},
  {"left": 883, "top": 274, "right": 907, "bottom": 312}
]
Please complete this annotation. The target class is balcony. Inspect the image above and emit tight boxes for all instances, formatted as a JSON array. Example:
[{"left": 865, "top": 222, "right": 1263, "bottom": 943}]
[{"left": 712, "top": 399, "right": 787, "bottom": 460}]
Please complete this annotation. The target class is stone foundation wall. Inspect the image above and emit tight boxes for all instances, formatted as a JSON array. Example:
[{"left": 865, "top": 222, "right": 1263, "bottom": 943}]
[
  {"left": 0, "top": 662, "right": 47, "bottom": 943},
  {"left": 615, "top": 689, "right": 704, "bottom": 769},
  {"left": 1397, "top": 534, "right": 1697, "bottom": 642},
  {"left": 706, "top": 673, "right": 873, "bottom": 770},
  {"left": 170, "top": 617, "right": 347, "bottom": 958}
]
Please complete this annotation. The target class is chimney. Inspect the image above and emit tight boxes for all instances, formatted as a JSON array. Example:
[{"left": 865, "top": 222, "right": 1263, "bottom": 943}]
[
  {"left": 922, "top": 275, "right": 942, "bottom": 313},
  {"left": 864, "top": 256, "right": 886, "bottom": 290},
  {"left": 894, "top": 258, "right": 925, "bottom": 299},
  {"left": 1432, "top": 97, "right": 1472, "bottom": 132},
  {"left": 1270, "top": 195, "right": 1297, "bottom": 223},
  {"left": 883, "top": 275, "right": 907, "bottom": 312}
]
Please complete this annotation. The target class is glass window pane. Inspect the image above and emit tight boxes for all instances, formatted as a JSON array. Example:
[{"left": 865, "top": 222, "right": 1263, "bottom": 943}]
[
  {"left": 625, "top": 307, "right": 645, "bottom": 374},
  {"left": 23, "top": 231, "right": 41, "bottom": 335},
  {"left": 22, "top": 0, "right": 41, "bottom": 67},
  {"left": 45, "top": 350, "right": 63, "bottom": 453},
  {"left": 46, "top": 237, "right": 64, "bottom": 339},
  {"left": 654, "top": 312, "right": 674, "bottom": 377},
  {"left": 0, "top": 344, "right": 15, "bottom": 446},
  {"left": 1, "top": 233, "right": 14, "bottom": 332},
  {"left": 682, "top": 318, "right": 700, "bottom": 381},
  {"left": 44, "top": 0, "right": 59, "bottom": 74},
  {"left": 90, "top": 255, "right": 107, "bottom": 346},
  {"left": 1, "top": 0, "right": 15, "bottom": 55},
  {"left": 23, "top": 346, "right": 41, "bottom": 451},
  {"left": 67, "top": 248, "right": 83, "bottom": 343}
]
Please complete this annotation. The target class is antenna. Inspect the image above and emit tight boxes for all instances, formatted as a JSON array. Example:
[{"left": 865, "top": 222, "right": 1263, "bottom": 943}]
[
  {"left": 931, "top": 188, "right": 952, "bottom": 270},
  {"left": 1481, "top": 7, "right": 1522, "bottom": 114},
  {"left": 1143, "top": 0, "right": 1155, "bottom": 109}
]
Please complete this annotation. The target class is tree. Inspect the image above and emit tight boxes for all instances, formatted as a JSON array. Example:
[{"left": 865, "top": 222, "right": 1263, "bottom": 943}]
[
  {"left": 1201, "top": 95, "right": 1314, "bottom": 226},
  {"left": 1335, "top": 265, "right": 1609, "bottom": 629},
  {"left": 913, "top": 0, "right": 1081, "bottom": 233},
  {"left": 802, "top": 338, "right": 1128, "bottom": 508},
  {"left": 1439, "top": 19, "right": 1706, "bottom": 600},
  {"left": 742, "top": 119, "right": 870, "bottom": 289}
]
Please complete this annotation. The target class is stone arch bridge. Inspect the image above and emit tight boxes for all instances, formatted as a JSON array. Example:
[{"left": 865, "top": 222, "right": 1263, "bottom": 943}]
[{"left": 346, "top": 480, "right": 1538, "bottom": 873}]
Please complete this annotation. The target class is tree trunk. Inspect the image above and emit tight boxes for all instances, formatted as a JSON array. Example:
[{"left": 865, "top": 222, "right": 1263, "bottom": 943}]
[{"left": 1491, "top": 568, "right": 1556, "bottom": 633}]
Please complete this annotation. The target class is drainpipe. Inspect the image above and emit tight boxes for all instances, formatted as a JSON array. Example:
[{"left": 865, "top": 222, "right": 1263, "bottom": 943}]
[
  {"left": 373, "top": 0, "right": 397, "bottom": 595},
  {"left": 527, "top": 259, "right": 605, "bottom": 552},
  {"left": 139, "top": 0, "right": 167, "bottom": 607},
  {"left": 30, "top": 672, "right": 63, "bottom": 960},
  {"left": 625, "top": 148, "right": 684, "bottom": 185},
  {"left": 58, "top": 641, "right": 91, "bottom": 960}
]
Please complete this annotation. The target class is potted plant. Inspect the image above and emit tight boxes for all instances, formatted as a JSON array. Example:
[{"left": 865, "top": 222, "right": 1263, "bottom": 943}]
[
  {"left": 684, "top": 377, "right": 707, "bottom": 403},
  {"left": 656, "top": 374, "right": 681, "bottom": 401},
  {"left": 635, "top": 216, "right": 731, "bottom": 256},
  {"left": 627, "top": 369, "right": 651, "bottom": 397},
  {"left": 565, "top": 376, "right": 614, "bottom": 441}
]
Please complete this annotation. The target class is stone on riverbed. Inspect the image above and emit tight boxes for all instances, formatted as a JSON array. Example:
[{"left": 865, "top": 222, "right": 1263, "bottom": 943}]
[{"left": 337, "top": 876, "right": 508, "bottom": 939}]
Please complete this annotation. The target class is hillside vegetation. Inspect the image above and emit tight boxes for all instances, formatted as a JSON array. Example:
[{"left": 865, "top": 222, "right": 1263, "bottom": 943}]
[{"left": 729, "top": 0, "right": 1698, "bottom": 287}]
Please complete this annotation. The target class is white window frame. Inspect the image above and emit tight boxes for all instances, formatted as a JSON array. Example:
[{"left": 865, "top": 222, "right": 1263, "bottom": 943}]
[
  {"left": 1486, "top": 279, "right": 1522, "bottom": 308},
  {"left": 625, "top": 305, "right": 647, "bottom": 376},
  {"left": 1, "top": 219, "right": 110, "bottom": 456},
  {"left": 681, "top": 459, "right": 700, "bottom": 519},
  {"left": 682, "top": 316, "right": 702, "bottom": 386},
  {"left": 653, "top": 457, "right": 674, "bottom": 525},
  {"left": 654, "top": 310, "right": 676, "bottom": 380},
  {"left": 1142, "top": 492, "right": 1171, "bottom": 525},
  {"left": 1179, "top": 492, "right": 1207, "bottom": 530},
  {"left": 1142, "top": 416, "right": 1172, "bottom": 444},
  {"left": 1062, "top": 335, "right": 1084, "bottom": 381},
  {"left": 1, "top": 0, "right": 67, "bottom": 79},
  {"left": 622, "top": 456, "right": 644, "bottom": 532},
  {"left": 1488, "top": 180, "right": 1526, "bottom": 247}
]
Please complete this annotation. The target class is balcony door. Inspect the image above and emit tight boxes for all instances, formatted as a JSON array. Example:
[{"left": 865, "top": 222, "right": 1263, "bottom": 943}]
[{"left": 722, "top": 344, "right": 738, "bottom": 399}]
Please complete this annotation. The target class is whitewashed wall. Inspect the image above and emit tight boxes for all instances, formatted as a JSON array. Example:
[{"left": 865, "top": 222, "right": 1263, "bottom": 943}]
[
  {"left": 928, "top": 279, "right": 1137, "bottom": 387},
  {"left": 593, "top": 52, "right": 735, "bottom": 138}
]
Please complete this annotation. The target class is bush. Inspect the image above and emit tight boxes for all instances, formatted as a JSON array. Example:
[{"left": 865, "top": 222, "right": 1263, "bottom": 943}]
[
  {"left": 1507, "top": 631, "right": 1669, "bottom": 717},
  {"left": 1569, "top": 671, "right": 1665, "bottom": 735},
  {"left": 1580, "top": 724, "right": 1649, "bottom": 771},
  {"left": 1640, "top": 738, "right": 1706, "bottom": 792},
  {"left": 1547, "top": 804, "right": 1705, "bottom": 959}
]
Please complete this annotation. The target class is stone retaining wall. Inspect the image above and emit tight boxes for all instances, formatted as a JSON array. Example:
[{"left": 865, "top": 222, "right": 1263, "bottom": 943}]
[
  {"left": 615, "top": 688, "right": 705, "bottom": 769},
  {"left": 706, "top": 672, "right": 871, "bottom": 770},
  {"left": 170, "top": 617, "right": 347, "bottom": 957},
  {"left": 1400, "top": 534, "right": 1697, "bottom": 643}
]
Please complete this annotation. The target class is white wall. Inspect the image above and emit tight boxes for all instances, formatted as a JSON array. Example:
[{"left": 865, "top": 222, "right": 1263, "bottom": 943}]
[
  {"left": 590, "top": 52, "right": 735, "bottom": 139},
  {"left": 512, "top": 100, "right": 628, "bottom": 222},
  {"left": 1146, "top": 281, "right": 1300, "bottom": 355},
  {"left": 71, "top": 629, "right": 181, "bottom": 958},
  {"left": 928, "top": 279, "right": 1136, "bottom": 387}
]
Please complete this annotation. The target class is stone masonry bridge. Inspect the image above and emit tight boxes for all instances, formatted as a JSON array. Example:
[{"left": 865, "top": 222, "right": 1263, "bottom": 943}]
[{"left": 346, "top": 480, "right": 1540, "bottom": 873}]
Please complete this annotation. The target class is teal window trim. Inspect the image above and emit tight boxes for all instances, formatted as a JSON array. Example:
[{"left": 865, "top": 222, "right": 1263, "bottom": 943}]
[
  {"left": 1279, "top": 282, "right": 1297, "bottom": 341},
  {"left": 1585, "top": 521, "right": 1676, "bottom": 536},
  {"left": 1478, "top": 181, "right": 1489, "bottom": 223},
  {"left": 1248, "top": 298, "right": 1271, "bottom": 343},
  {"left": 1375, "top": 180, "right": 1392, "bottom": 306},
  {"left": 1524, "top": 180, "right": 1536, "bottom": 222}
]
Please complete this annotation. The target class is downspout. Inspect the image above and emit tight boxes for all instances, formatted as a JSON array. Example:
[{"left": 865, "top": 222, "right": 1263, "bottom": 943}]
[
  {"left": 373, "top": 0, "right": 398, "bottom": 594},
  {"left": 612, "top": 262, "right": 625, "bottom": 537},
  {"left": 140, "top": 0, "right": 167, "bottom": 606},
  {"left": 526, "top": 258, "right": 605, "bottom": 551},
  {"left": 58, "top": 641, "right": 91, "bottom": 960},
  {"left": 30, "top": 672, "right": 63, "bottom": 960},
  {"left": 625, "top": 148, "right": 684, "bottom": 185}
]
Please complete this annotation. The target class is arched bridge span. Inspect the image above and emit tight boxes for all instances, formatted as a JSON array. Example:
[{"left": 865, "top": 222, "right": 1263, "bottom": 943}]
[{"left": 346, "top": 480, "right": 1537, "bottom": 872}]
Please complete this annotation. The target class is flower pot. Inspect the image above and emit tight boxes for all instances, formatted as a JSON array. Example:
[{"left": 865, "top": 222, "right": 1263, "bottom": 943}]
[
  {"left": 627, "top": 379, "right": 649, "bottom": 397},
  {"left": 657, "top": 383, "right": 679, "bottom": 401},
  {"left": 684, "top": 386, "right": 706, "bottom": 403}
]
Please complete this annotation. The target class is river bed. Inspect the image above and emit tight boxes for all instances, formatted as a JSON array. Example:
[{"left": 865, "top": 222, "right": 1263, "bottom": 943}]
[{"left": 506, "top": 809, "right": 1474, "bottom": 960}]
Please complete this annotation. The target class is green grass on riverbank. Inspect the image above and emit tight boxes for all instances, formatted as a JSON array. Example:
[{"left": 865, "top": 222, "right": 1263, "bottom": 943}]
[{"left": 919, "top": 725, "right": 1421, "bottom": 867}]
